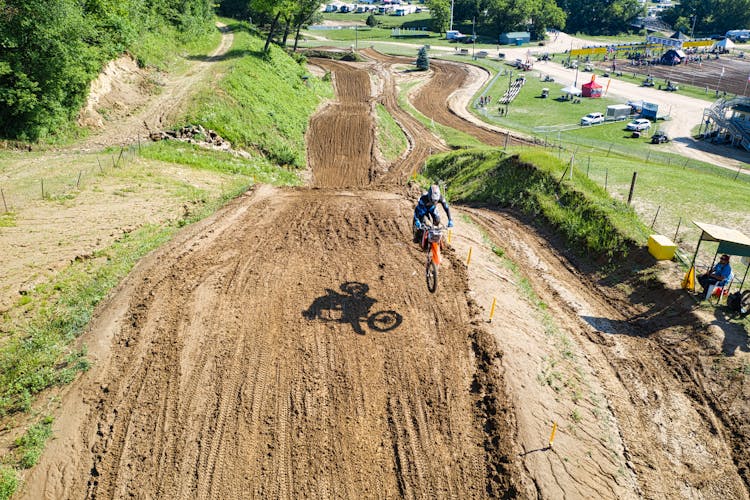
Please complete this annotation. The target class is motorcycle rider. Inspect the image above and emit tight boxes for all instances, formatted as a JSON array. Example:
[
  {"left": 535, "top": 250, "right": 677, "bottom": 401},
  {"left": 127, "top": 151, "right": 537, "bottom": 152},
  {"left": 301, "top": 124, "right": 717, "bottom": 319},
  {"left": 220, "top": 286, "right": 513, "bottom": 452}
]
[{"left": 413, "top": 184, "right": 453, "bottom": 249}]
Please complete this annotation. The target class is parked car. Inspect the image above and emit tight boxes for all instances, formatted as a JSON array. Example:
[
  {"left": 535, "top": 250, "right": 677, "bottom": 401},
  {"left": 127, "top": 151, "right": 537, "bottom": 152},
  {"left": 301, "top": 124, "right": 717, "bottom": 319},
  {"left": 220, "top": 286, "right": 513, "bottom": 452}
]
[
  {"left": 581, "top": 112, "right": 604, "bottom": 126},
  {"left": 651, "top": 130, "right": 669, "bottom": 143},
  {"left": 626, "top": 118, "right": 651, "bottom": 131}
]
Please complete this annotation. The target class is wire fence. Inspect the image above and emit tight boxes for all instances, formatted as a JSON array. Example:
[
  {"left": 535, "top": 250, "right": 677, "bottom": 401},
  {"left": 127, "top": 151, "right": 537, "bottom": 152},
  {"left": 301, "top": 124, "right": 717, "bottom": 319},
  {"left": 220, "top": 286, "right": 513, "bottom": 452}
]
[
  {"left": 523, "top": 137, "right": 750, "bottom": 289},
  {"left": 0, "top": 142, "right": 142, "bottom": 214}
]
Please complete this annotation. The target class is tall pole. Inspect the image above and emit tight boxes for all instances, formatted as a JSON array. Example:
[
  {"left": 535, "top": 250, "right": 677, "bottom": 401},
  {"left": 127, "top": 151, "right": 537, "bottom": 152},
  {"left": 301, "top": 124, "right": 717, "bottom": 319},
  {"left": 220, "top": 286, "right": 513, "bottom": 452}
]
[
  {"left": 472, "top": 17, "right": 476, "bottom": 58},
  {"left": 690, "top": 14, "right": 697, "bottom": 39},
  {"left": 450, "top": 0, "right": 454, "bottom": 31}
]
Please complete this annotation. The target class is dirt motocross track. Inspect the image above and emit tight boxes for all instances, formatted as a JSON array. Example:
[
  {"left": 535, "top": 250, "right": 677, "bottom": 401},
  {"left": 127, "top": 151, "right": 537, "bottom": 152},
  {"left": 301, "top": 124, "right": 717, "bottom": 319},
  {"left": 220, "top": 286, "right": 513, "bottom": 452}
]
[{"left": 20, "top": 47, "right": 750, "bottom": 499}]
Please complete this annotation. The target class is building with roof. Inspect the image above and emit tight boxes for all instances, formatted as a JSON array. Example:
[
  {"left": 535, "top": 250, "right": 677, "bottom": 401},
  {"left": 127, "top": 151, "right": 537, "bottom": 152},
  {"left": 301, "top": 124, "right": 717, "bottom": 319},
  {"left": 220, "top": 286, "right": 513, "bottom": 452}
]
[
  {"left": 499, "top": 32, "right": 530, "bottom": 45},
  {"left": 702, "top": 96, "right": 750, "bottom": 151}
]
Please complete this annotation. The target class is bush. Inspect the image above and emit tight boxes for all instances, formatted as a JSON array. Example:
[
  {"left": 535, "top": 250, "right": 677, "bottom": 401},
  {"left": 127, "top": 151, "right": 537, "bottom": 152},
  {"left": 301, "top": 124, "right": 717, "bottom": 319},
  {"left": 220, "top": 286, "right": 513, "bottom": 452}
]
[
  {"left": 416, "top": 46, "right": 429, "bottom": 71},
  {"left": 366, "top": 14, "right": 378, "bottom": 27}
]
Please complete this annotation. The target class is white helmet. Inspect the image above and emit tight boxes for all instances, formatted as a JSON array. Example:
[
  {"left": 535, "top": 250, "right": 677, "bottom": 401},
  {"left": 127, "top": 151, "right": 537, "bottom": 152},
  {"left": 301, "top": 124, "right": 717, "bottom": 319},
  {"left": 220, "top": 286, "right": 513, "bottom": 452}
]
[{"left": 429, "top": 184, "right": 441, "bottom": 203}]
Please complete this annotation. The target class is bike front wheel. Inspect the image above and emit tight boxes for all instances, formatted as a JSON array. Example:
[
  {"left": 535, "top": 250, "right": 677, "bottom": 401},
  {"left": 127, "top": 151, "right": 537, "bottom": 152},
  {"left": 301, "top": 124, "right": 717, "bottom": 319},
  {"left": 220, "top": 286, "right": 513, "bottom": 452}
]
[{"left": 426, "top": 260, "right": 438, "bottom": 293}]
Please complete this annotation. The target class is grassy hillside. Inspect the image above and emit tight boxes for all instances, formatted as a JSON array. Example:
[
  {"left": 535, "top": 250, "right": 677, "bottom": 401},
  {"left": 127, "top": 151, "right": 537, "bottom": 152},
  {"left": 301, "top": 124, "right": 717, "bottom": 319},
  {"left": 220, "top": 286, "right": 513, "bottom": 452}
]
[
  {"left": 184, "top": 23, "right": 333, "bottom": 168},
  {"left": 427, "top": 148, "right": 648, "bottom": 261}
]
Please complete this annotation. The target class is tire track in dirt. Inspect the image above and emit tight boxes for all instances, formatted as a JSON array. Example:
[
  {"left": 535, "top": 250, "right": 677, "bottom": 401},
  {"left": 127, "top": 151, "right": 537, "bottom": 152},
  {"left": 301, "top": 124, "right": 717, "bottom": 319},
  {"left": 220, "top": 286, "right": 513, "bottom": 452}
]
[
  {"left": 22, "top": 56, "right": 521, "bottom": 498},
  {"left": 461, "top": 206, "right": 749, "bottom": 499},
  {"left": 361, "top": 49, "right": 533, "bottom": 149}
]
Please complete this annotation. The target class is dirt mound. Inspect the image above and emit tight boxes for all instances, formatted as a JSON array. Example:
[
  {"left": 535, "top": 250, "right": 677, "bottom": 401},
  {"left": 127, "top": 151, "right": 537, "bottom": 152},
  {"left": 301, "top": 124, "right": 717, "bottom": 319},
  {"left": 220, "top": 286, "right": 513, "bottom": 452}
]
[{"left": 78, "top": 55, "right": 154, "bottom": 129}]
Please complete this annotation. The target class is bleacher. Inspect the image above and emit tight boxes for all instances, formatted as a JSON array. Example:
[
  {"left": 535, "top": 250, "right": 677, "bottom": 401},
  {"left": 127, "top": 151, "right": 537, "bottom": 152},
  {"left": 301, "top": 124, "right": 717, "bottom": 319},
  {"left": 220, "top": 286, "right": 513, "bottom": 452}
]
[{"left": 498, "top": 76, "right": 526, "bottom": 105}]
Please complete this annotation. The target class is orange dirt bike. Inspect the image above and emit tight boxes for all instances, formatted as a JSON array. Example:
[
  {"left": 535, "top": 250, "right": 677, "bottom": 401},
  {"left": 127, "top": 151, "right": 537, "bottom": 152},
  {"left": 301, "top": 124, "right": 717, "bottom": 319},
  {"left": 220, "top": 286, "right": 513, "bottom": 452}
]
[{"left": 420, "top": 223, "right": 447, "bottom": 293}]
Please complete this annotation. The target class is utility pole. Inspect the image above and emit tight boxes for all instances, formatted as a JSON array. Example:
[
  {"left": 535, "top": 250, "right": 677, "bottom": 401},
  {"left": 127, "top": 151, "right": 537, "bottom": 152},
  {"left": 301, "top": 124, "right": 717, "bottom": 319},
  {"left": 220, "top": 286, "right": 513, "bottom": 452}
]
[
  {"left": 472, "top": 17, "right": 476, "bottom": 59},
  {"left": 690, "top": 14, "right": 697, "bottom": 39},
  {"left": 450, "top": 0, "right": 454, "bottom": 31}
]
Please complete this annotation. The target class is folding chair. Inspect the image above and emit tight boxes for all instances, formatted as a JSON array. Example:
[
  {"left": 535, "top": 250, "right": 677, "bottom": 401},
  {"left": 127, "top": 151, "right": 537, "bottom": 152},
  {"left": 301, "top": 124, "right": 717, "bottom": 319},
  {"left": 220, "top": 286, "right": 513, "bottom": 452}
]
[{"left": 706, "top": 272, "right": 734, "bottom": 304}]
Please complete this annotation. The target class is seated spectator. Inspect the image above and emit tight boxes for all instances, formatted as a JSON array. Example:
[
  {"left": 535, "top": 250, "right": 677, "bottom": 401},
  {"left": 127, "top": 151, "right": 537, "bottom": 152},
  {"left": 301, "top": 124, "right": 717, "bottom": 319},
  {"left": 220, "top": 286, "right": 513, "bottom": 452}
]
[{"left": 698, "top": 254, "right": 732, "bottom": 292}]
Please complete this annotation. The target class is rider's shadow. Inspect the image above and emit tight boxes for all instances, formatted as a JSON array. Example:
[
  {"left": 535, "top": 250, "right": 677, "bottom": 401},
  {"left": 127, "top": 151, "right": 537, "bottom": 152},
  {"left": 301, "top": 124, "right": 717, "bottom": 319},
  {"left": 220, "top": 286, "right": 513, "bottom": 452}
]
[{"left": 302, "top": 282, "right": 402, "bottom": 335}]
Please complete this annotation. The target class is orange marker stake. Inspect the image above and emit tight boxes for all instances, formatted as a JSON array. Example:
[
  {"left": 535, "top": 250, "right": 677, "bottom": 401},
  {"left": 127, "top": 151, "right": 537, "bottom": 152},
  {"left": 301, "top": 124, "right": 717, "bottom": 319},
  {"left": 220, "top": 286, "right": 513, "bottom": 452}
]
[
  {"left": 466, "top": 247, "right": 472, "bottom": 266},
  {"left": 549, "top": 422, "right": 558, "bottom": 448},
  {"left": 447, "top": 229, "right": 452, "bottom": 244},
  {"left": 489, "top": 297, "right": 497, "bottom": 322}
]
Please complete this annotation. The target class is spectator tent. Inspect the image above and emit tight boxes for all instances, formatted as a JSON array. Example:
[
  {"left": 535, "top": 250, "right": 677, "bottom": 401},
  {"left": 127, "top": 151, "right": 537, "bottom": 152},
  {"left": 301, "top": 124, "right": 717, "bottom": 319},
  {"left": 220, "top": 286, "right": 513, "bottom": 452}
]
[
  {"left": 560, "top": 85, "right": 582, "bottom": 97},
  {"left": 582, "top": 75, "right": 603, "bottom": 98},
  {"left": 684, "top": 221, "right": 750, "bottom": 293},
  {"left": 713, "top": 38, "right": 736, "bottom": 51},
  {"left": 660, "top": 49, "right": 686, "bottom": 65}
]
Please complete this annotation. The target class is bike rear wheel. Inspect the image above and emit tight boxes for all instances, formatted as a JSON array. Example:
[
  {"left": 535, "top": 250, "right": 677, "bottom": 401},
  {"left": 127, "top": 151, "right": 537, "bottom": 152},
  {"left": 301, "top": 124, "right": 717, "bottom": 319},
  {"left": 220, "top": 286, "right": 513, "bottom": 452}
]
[{"left": 426, "top": 261, "right": 438, "bottom": 293}]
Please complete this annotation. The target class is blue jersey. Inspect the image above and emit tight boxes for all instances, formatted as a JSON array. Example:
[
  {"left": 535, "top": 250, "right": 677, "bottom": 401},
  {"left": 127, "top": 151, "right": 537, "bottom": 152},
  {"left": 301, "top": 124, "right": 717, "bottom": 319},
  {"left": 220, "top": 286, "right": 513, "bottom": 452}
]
[{"left": 414, "top": 192, "right": 451, "bottom": 226}]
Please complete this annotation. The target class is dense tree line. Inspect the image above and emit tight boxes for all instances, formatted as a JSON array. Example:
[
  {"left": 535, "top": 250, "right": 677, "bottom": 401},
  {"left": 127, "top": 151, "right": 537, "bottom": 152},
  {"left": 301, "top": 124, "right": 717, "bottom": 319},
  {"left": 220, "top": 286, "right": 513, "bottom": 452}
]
[
  {"left": 0, "top": 0, "right": 214, "bottom": 140},
  {"left": 660, "top": 0, "right": 750, "bottom": 37},
  {"left": 426, "top": 0, "right": 643, "bottom": 39},
  {"left": 219, "top": 0, "right": 321, "bottom": 52}
]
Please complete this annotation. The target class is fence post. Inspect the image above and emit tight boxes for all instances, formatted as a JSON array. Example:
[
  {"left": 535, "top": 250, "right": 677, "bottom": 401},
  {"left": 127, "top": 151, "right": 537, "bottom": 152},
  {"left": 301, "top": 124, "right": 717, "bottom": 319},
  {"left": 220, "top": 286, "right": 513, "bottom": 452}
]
[
  {"left": 569, "top": 154, "right": 574, "bottom": 180},
  {"left": 673, "top": 217, "right": 682, "bottom": 243},
  {"left": 627, "top": 172, "right": 637, "bottom": 205},
  {"left": 650, "top": 205, "right": 660, "bottom": 229},
  {"left": 734, "top": 165, "right": 743, "bottom": 181},
  {"left": 607, "top": 144, "right": 613, "bottom": 157},
  {"left": 504, "top": 131, "right": 510, "bottom": 150},
  {"left": 97, "top": 158, "right": 103, "bottom": 173},
  {"left": 41, "top": 179, "right": 45, "bottom": 199},
  {"left": 76, "top": 171, "right": 82, "bottom": 188},
  {"left": 605, "top": 169, "right": 608, "bottom": 192},
  {"left": 587, "top": 156, "right": 591, "bottom": 178},
  {"left": 1, "top": 187, "right": 7, "bottom": 212},
  {"left": 645, "top": 151, "right": 651, "bottom": 164}
]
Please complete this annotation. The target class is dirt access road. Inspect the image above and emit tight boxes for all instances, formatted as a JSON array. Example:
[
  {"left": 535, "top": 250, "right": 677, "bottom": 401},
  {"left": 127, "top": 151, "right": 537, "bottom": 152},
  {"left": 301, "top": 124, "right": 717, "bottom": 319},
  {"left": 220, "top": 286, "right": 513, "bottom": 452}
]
[{"left": 18, "top": 39, "right": 750, "bottom": 500}]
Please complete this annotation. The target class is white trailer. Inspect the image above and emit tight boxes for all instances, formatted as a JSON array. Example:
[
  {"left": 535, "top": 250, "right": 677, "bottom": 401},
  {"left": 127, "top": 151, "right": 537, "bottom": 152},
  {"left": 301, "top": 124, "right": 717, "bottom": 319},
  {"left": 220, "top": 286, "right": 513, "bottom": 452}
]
[{"left": 606, "top": 104, "right": 631, "bottom": 121}]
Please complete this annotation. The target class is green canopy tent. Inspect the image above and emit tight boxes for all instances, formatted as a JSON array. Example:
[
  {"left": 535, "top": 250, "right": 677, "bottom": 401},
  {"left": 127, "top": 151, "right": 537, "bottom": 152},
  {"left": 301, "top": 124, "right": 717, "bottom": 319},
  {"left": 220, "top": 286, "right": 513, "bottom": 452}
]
[{"left": 686, "top": 221, "right": 750, "bottom": 294}]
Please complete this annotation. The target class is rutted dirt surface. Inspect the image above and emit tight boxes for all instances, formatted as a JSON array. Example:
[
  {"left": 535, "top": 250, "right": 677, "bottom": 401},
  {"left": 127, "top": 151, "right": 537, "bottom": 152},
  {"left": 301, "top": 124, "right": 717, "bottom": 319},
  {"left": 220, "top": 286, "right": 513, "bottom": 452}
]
[
  {"left": 20, "top": 54, "right": 521, "bottom": 498},
  {"left": 17, "top": 43, "right": 750, "bottom": 500},
  {"left": 361, "top": 49, "right": 533, "bottom": 148}
]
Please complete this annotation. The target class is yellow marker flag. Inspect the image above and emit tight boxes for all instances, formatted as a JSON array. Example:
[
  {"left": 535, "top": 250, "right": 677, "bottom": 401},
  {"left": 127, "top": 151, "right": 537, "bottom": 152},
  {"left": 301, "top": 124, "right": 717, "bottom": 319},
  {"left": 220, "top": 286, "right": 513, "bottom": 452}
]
[{"left": 681, "top": 266, "right": 695, "bottom": 291}]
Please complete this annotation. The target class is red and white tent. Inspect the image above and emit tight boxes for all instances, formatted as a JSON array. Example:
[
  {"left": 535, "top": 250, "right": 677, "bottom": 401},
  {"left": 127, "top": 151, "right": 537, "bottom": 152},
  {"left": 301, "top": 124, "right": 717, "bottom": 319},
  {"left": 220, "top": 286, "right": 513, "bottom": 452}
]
[{"left": 582, "top": 75, "right": 602, "bottom": 98}]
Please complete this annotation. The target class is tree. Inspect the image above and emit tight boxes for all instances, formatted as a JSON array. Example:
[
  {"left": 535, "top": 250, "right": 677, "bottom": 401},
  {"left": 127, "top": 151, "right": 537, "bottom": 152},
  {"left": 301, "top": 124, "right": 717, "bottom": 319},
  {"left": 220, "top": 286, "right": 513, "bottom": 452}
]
[
  {"left": 530, "top": 0, "right": 566, "bottom": 40},
  {"left": 291, "top": 0, "right": 323, "bottom": 51},
  {"left": 366, "top": 13, "right": 378, "bottom": 28},
  {"left": 662, "top": 0, "right": 750, "bottom": 36},
  {"left": 250, "top": 0, "right": 295, "bottom": 52},
  {"left": 416, "top": 46, "right": 429, "bottom": 70},
  {"left": 426, "top": 0, "right": 450, "bottom": 33},
  {"left": 556, "top": 0, "right": 642, "bottom": 35}
]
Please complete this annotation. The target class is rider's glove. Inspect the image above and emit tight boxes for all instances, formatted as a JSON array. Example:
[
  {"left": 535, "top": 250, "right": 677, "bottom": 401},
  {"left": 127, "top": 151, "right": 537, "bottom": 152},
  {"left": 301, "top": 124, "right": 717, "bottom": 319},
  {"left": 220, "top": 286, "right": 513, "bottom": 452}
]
[
  {"left": 415, "top": 220, "right": 421, "bottom": 229},
  {"left": 447, "top": 220, "right": 454, "bottom": 228}
]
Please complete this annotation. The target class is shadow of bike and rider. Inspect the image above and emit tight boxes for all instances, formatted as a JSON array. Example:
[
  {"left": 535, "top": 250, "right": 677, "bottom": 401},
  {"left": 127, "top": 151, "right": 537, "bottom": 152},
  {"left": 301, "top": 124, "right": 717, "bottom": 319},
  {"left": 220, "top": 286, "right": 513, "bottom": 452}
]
[{"left": 302, "top": 282, "right": 403, "bottom": 335}]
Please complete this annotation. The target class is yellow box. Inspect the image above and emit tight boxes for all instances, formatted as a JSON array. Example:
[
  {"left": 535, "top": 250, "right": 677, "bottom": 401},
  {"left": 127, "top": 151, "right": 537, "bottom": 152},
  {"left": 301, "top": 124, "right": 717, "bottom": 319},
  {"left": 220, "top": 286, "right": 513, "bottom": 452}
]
[{"left": 648, "top": 234, "right": 676, "bottom": 260}]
